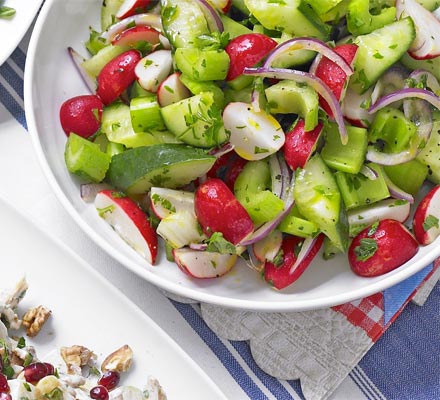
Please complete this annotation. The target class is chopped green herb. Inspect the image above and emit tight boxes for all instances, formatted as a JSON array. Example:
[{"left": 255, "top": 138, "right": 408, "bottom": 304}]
[
  {"left": 423, "top": 215, "right": 439, "bottom": 232},
  {"left": 354, "top": 238, "right": 378, "bottom": 261},
  {"left": 205, "top": 232, "right": 236, "bottom": 254}
]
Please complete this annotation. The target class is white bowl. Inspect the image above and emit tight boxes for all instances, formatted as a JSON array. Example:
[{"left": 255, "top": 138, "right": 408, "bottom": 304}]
[{"left": 24, "top": 0, "right": 440, "bottom": 311}]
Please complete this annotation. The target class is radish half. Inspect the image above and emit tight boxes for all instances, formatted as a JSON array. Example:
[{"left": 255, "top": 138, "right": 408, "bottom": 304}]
[
  {"left": 173, "top": 248, "right": 237, "bottom": 278},
  {"left": 413, "top": 185, "right": 440, "bottom": 245},
  {"left": 95, "top": 190, "right": 158, "bottom": 264},
  {"left": 157, "top": 72, "right": 191, "bottom": 107},
  {"left": 135, "top": 50, "right": 173, "bottom": 92}
]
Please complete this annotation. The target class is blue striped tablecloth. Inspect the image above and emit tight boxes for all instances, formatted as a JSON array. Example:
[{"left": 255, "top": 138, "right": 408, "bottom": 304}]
[{"left": 1, "top": 28, "right": 439, "bottom": 400}]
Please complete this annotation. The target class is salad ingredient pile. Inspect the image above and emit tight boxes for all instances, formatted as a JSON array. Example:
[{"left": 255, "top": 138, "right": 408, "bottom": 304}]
[
  {"left": 0, "top": 0, "right": 14, "bottom": 18},
  {"left": 60, "top": 0, "right": 440, "bottom": 290},
  {"left": 0, "top": 278, "right": 166, "bottom": 399}
]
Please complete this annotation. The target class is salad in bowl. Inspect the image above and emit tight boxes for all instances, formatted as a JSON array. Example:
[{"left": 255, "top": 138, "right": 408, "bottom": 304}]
[{"left": 24, "top": 0, "right": 440, "bottom": 308}]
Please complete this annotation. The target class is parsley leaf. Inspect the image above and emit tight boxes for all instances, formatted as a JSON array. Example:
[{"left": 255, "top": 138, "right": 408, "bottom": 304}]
[
  {"left": 354, "top": 238, "right": 378, "bottom": 261},
  {"left": 205, "top": 232, "right": 236, "bottom": 254},
  {"left": 423, "top": 214, "right": 439, "bottom": 232}
]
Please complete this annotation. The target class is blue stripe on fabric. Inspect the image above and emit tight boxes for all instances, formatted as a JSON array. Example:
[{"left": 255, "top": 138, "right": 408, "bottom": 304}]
[
  {"left": 170, "top": 300, "right": 270, "bottom": 400},
  {"left": 0, "top": 81, "right": 27, "bottom": 129},
  {"left": 229, "top": 340, "right": 300, "bottom": 400},
  {"left": 359, "top": 283, "right": 440, "bottom": 400},
  {"left": 286, "top": 380, "right": 305, "bottom": 400},
  {"left": 383, "top": 264, "right": 433, "bottom": 324},
  {"left": 0, "top": 62, "right": 24, "bottom": 101},
  {"left": 10, "top": 46, "right": 26, "bottom": 71},
  {"left": 350, "top": 367, "right": 377, "bottom": 400}
]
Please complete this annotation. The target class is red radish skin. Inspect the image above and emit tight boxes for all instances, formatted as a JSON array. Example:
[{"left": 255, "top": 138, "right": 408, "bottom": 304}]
[
  {"left": 59, "top": 95, "right": 103, "bottom": 137},
  {"left": 194, "top": 178, "right": 254, "bottom": 244},
  {"left": 96, "top": 50, "right": 141, "bottom": 105},
  {"left": 116, "top": 0, "right": 152, "bottom": 19},
  {"left": 348, "top": 219, "right": 419, "bottom": 277},
  {"left": 412, "top": 185, "right": 440, "bottom": 245},
  {"left": 207, "top": 153, "right": 247, "bottom": 191},
  {"left": 314, "top": 43, "right": 358, "bottom": 116},
  {"left": 111, "top": 25, "right": 161, "bottom": 48},
  {"left": 95, "top": 190, "right": 158, "bottom": 264},
  {"left": 264, "top": 234, "right": 324, "bottom": 290},
  {"left": 283, "top": 119, "right": 323, "bottom": 171},
  {"left": 225, "top": 33, "right": 278, "bottom": 81}
]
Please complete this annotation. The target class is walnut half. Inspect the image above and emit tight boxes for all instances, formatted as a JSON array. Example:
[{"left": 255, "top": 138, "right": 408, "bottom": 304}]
[
  {"left": 60, "top": 345, "right": 97, "bottom": 374},
  {"left": 101, "top": 345, "right": 133, "bottom": 373},
  {"left": 21, "top": 306, "right": 51, "bottom": 337}
]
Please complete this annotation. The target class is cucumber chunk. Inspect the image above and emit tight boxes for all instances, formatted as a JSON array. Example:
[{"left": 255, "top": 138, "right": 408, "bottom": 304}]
[
  {"left": 107, "top": 144, "right": 216, "bottom": 194},
  {"left": 294, "top": 154, "right": 348, "bottom": 251},
  {"left": 265, "top": 80, "right": 319, "bottom": 132},
  {"left": 82, "top": 45, "right": 128, "bottom": 79},
  {"left": 244, "top": 0, "right": 331, "bottom": 39},
  {"left": 349, "top": 17, "right": 415, "bottom": 93},
  {"left": 161, "top": 0, "right": 210, "bottom": 48},
  {"left": 321, "top": 122, "right": 368, "bottom": 174},
  {"left": 101, "top": 0, "right": 124, "bottom": 31},
  {"left": 65, "top": 133, "right": 111, "bottom": 183},
  {"left": 417, "top": 116, "right": 440, "bottom": 184},
  {"left": 101, "top": 102, "right": 166, "bottom": 148},
  {"left": 160, "top": 92, "right": 227, "bottom": 148},
  {"left": 174, "top": 48, "right": 230, "bottom": 81},
  {"left": 334, "top": 164, "right": 390, "bottom": 210}
]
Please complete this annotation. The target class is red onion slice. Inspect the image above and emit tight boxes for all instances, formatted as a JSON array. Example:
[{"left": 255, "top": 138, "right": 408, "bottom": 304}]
[
  {"left": 370, "top": 66, "right": 407, "bottom": 106},
  {"left": 308, "top": 53, "right": 323, "bottom": 75},
  {"left": 407, "top": 69, "right": 440, "bottom": 95},
  {"left": 209, "top": 141, "right": 234, "bottom": 158},
  {"left": 189, "top": 242, "right": 208, "bottom": 251},
  {"left": 278, "top": 153, "right": 291, "bottom": 201},
  {"left": 359, "top": 164, "right": 378, "bottom": 180},
  {"left": 269, "top": 154, "right": 283, "bottom": 198},
  {"left": 264, "top": 37, "right": 353, "bottom": 77},
  {"left": 368, "top": 87, "right": 440, "bottom": 114},
  {"left": 289, "top": 235, "right": 321, "bottom": 275},
  {"left": 367, "top": 88, "right": 437, "bottom": 164},
  {"left": 239, "top": 175, "right": 295, "bottom": 246},
  {"left": 100, "top": 13, "right": 162, "bottom": 44},
  {"left": 194, "top": 0, "right": 224, "bottom": 32},
  {"left": 382, "top": 169, "right": 415, "bottom": 203},
  {"left": 68, "top": 47, "right": 97, "bottom": 93},
  {"left": 244, "top": 66, "right": 349, "bottom": 144}
]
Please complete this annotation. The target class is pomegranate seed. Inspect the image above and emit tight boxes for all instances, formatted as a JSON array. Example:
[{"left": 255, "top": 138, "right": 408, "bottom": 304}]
[
  {"left": 98, "top": 370, "right": 120, "bottom": 391},
  {"left": 23, "top": 362, "right": 50, "bottom": 384},
  {"left": 0, "top": 373, "right": 9, "bottom": 393},
  {"left": 90, "top": 385, "right": 109, "bottom": 400},
  {"left": 0, "top": 393, "right": 12, "bottom": 400},
  {"left": 44, "top": 363, "right": 55, "bottom": 376}
]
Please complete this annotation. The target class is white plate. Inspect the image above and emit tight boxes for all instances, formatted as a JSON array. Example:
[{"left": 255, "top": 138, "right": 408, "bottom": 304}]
[
  {"left": 24, "top": 0, "right": 440, "bottom": 312},
  {"left": 0, "top": 196, "right": 227, "bottom": 399},
  {"left": 0, "top": 0, "right": 43, "bottom": 66}
]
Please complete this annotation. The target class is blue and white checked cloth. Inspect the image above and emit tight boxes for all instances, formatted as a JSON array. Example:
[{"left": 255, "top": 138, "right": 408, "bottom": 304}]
[{"left": 0, "top": 26, "right": 439, "bottom": 400}]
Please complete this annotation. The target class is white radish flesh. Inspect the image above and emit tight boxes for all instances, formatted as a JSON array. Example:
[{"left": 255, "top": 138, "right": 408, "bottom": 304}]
[
  {"left": 157, "top": 72, "right": 191, "bottom": 107},
  {"left": 95, "top": 191, "right": 156, "bottom": 263},
  {"left": 223, "top": 102, "right": 285, "bottom": 161},
  {"left": 173, "top": 248, "right": 237, "bottom": 278},
  {"left": 157, "top": 211, "right": 206, "bottom": 248},
  {"left": 149, "top": 187, "right": 195, "bottom": 219},
  {"left": 135, "top": 50, "right": 173, "bottom": 92}
]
